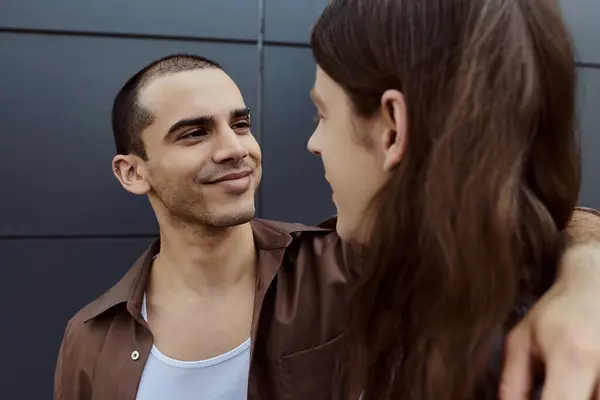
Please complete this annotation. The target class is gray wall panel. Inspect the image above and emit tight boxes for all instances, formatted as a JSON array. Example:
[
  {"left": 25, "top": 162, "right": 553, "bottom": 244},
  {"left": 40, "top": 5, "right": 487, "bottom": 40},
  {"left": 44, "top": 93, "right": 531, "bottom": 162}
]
[
  {"left": 578, "top": 67, "right": 600, "bottom": 209},
  {"left": 0, "top": 32, "right": 258, "bottom": 236},
  {"left": 264, "top": 0, "right": 327, "bottom": 43},
  {"left": 261, "top": 46, "right": 335, "bottom": 224},
  {"left": 0, "top": 0, "right": 259, "bottom": 41},
  {"left": 0, "top": 238, "right": 154, "bottom": 400},
  {"left": 560, "top": 0, "right": 600, "bottom": 64}
]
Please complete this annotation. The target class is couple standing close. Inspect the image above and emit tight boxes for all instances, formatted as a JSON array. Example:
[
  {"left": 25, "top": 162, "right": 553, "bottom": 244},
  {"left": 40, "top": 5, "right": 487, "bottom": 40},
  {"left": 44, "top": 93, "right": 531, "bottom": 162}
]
[{"left": 55, "top": 1, "right": 600, "bottom": 399}]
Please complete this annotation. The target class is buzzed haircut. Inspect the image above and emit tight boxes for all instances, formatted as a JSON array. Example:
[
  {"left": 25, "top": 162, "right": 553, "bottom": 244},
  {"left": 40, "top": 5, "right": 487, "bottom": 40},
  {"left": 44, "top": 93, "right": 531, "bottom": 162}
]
[{"left": 111, "top": 54, "right": 223, "bottom": 158}]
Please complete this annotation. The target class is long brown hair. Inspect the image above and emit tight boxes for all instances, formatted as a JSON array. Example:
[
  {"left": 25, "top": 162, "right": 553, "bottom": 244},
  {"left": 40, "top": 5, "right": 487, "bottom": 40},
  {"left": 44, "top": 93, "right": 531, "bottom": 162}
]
[{"left": 311, "top": 0, "right": 580, "bottom": 398}]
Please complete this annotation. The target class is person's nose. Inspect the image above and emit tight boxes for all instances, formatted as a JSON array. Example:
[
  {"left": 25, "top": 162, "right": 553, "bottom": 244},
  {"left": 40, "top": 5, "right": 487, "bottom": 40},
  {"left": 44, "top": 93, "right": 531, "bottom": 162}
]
[
  {"left": 212, "top": 127, "right": 249, "bottom": 164},
  {"left": 307, "top": 130, "right": 321, "bottom": 156}
]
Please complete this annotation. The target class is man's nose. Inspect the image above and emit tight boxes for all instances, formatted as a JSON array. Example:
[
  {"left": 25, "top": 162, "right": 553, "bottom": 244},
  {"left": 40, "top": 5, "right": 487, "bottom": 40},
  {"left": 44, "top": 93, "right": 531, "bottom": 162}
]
[
  {"left": 307, "top": 131, "right": 321, "bottom": 156},
  {"left": 212, "top": 127, "right": 249, "bottom": 163}
]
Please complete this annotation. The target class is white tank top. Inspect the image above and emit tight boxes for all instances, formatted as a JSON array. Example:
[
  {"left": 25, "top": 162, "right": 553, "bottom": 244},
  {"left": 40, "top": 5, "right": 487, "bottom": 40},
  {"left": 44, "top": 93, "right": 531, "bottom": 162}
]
[{"left": 136, "top": 293, "right": 251, "bottom": 400}]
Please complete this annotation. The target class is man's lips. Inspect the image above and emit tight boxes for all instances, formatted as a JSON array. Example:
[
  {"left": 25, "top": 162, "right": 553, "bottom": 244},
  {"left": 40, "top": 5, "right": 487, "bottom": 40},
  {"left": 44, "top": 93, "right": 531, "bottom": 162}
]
[{"left": 210, "top": 170, "right": 252, "bottom": 183}]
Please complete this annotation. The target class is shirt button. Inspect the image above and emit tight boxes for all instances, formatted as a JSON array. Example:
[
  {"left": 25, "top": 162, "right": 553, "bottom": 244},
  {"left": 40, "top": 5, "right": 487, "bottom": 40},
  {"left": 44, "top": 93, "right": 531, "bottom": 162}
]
[{"left": 131, "top": 350, "right": 140, "bottom": 361}]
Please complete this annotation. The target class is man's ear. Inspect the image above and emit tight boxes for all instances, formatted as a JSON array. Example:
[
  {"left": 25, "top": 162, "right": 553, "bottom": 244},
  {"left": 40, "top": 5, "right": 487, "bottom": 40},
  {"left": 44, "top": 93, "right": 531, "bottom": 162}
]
[
  {"left": 112, "top": 154, "right": 151, "bottom": 195},
  {"left": 379, "top": 89, "right": 407, "bottom": 171}
]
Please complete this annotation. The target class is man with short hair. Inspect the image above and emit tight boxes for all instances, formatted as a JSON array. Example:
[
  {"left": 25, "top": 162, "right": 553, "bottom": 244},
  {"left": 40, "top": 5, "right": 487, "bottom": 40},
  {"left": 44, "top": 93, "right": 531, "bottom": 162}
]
[{"left": 54, "top": 54, "right": 600, "bottom": 400}]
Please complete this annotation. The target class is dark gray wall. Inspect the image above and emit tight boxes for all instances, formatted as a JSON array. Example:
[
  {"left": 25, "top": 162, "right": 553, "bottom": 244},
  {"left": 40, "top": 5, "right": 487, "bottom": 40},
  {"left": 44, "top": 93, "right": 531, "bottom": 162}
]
[
  {"left": 561, "top": 0, "right": 600, "bottom": 208},
  {"left": 0, "top": 0, "right": 598, "bottom": 398}
]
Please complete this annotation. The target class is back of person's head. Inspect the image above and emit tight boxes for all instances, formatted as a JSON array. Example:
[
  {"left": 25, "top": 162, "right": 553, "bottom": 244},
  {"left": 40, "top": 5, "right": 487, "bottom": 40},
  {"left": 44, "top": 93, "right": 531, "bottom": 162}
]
[
  {"left": 311, "top": 0, "right": 580, "bottom": 398},
  {"left": 111, "top": 54, "right": 223, "bottom": 159}
]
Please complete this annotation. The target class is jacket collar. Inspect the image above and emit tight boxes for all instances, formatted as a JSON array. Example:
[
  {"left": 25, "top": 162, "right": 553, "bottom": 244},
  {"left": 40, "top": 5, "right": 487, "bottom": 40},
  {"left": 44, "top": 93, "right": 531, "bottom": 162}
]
[{"left": 80, "top": 218, "right": 332, "bottom": 323}]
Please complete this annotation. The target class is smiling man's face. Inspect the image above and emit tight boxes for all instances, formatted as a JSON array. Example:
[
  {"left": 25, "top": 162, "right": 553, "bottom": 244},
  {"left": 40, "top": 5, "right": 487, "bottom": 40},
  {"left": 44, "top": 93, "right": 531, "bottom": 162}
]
[{"left": 134, "top": 68, "right": 262, "bottom": 228}]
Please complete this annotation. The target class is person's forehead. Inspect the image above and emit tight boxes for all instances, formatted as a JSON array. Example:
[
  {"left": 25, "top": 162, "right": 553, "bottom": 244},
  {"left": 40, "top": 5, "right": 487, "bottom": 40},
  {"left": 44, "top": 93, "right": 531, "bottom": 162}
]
[
  {"left": 139, "top": 69, "right": 245, "bottom": 118},
  {"left": 314, "top": 66, "right": 343, "bottom": 101}
]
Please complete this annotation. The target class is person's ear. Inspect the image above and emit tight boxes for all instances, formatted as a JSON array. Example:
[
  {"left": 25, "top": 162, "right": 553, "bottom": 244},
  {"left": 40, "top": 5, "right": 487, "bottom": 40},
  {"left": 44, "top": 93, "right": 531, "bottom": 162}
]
[
  {"left": 379, "top": 89, "right": 407, "bottom": 171},
  {"left": 112, "top": 154, "right": 151, "bottom": 195}
]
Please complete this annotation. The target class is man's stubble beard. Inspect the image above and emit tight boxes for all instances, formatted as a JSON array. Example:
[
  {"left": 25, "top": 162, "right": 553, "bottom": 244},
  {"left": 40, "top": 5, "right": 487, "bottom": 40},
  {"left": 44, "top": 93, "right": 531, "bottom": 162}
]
[{"left": 151, "top": 178, "right": 256, "bottom": 229}]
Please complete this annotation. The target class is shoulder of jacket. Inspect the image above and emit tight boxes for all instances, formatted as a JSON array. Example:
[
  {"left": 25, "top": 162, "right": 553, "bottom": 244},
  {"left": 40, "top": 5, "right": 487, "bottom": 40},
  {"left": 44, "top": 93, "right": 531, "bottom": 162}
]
[
  {"left": 253, "top": 218, "right": 336, "bottom": 235},
  {"left": 62, "top": 287, "right": 128, "bottom": 345}
]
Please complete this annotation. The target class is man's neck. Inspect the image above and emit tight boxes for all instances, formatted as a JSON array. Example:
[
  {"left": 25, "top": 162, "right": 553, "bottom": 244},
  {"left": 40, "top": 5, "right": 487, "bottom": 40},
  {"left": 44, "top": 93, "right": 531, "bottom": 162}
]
[{"left": 150, "top": 219, "right": 257, "bottom": 297}]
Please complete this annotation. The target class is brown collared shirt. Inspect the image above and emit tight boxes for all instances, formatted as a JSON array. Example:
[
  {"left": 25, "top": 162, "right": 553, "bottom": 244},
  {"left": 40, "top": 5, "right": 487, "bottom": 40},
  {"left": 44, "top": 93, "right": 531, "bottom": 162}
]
[
  {"left": 53, "top": 208, "right": 600, "bottom": 400},
  {"left": 54, "top": 218, "right": 356, "bottom": 400}
]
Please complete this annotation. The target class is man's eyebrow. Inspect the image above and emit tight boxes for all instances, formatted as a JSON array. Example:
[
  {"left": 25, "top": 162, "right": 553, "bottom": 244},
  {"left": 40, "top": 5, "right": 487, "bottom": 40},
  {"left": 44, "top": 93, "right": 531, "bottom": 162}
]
[
  {"left": 167, "top": 115, "right": 216, "bottom": 135},
  {"left": 310, "top": 89, "right": 326, "bottom": 109},
  {"left": 165, "top": 108, "right": 251, "bottom": 139},
  {"left": 230, "top": 107, "right": 251, "bottom": 120}
]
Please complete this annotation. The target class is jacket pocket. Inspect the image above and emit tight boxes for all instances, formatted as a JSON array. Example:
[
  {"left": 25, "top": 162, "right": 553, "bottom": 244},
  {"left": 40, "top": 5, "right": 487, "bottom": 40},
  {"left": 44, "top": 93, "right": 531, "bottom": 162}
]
[{"left": 277, "top": 334, "right": 344, "bottom": 400}]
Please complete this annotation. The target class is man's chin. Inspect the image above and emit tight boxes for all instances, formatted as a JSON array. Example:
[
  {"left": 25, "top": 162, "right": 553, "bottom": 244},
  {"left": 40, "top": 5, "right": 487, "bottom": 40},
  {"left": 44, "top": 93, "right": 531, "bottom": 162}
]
[
  {"left": 336, "top": 216, "right": 370, "bottom": 245},
  {"left": 209, "top": 208, "right": 256, "bottom": 228}
]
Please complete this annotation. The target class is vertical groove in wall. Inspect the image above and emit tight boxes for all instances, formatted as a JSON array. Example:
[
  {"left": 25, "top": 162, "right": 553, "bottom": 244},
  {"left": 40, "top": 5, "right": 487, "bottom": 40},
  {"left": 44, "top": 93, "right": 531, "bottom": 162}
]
[{"left": 256, "top": 0, "right": 266, "bottom": 217}]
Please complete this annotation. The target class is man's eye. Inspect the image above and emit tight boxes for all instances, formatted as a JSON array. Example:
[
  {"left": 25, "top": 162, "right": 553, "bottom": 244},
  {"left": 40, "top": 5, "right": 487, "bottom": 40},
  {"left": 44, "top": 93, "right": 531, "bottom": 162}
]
[
  {"left": 179, "top": 130, "right": 207, "bottom": 140},
  {"left": 232, "top": 121, "right": 251, "bottom": 130}
]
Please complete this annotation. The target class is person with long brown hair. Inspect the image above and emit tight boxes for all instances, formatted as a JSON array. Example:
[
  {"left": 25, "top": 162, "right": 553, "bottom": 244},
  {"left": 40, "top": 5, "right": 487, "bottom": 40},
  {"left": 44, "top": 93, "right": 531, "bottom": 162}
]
[{"left": 308, "top": 0, "right": 593, "bottom": 398}]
